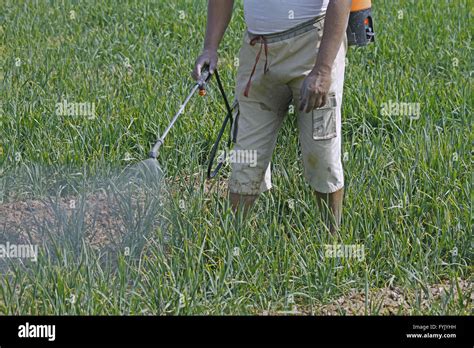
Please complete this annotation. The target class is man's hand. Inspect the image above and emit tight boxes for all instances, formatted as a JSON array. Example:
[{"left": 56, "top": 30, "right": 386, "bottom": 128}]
[
  {"left": 300, "top": 0, "right": 351, "bottom": 112},
  {"left": 192, "top": 49, "right": 218, "bottom": 81},
  {"left": 191, "top": 0, "right": 234, "bottom": 81},
  {"left": 299, "top": 69, "right": 332, "bottom": 112}
]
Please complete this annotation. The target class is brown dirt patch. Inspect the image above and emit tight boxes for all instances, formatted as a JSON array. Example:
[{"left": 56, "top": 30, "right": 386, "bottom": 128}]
[
  {"left": 267, "top": 279, "right": 473, "bottom": 315},
  {"left": 0, "top": 189, "right": 158, "bottom": 250}
]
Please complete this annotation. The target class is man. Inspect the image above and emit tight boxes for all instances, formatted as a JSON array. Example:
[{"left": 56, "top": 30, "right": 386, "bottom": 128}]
[{"left": 192, "top": 0, "right": 351, "bottom": 233}]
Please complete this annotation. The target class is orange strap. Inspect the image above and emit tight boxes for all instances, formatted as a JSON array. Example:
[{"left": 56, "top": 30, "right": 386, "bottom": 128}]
[{"left": 244, "top": 36, "right": 269, "bottom": 97}]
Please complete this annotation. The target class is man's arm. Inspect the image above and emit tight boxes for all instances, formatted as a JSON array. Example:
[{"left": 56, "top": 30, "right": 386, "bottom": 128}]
[
  {"left": 300, "top": 0, "right": 352, "bottom": 112},
  {"left": 192, "top": 0, "right": 234, "bottom": 80}
]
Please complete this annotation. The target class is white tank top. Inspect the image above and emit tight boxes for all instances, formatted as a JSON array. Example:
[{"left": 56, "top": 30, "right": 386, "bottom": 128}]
[{"left": 243, "top": 0, "right": 329, "bottom": 35}]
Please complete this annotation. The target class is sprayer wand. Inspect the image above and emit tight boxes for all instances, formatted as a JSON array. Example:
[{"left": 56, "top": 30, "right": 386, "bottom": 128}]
[{"left": 148, "top": 68, "right": 211, "bottom": 159}]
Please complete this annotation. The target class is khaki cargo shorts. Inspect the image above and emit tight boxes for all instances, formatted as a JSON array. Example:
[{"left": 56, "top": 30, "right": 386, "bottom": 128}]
[{"left": 229, "top": 16, "right": 347, "bottom": 195}]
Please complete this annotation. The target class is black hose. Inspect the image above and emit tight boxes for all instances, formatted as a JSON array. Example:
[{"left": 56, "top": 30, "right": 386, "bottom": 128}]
[{"left": 207, "top": 69, "right": 235, "bottom": 179}]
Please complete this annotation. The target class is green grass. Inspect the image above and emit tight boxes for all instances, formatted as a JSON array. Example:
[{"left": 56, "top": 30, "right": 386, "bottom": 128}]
[{"left": 0, "top": 0, "right": 472, "bottom": 315}]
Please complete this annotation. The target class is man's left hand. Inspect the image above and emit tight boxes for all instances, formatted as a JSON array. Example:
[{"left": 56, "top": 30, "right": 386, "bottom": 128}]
[{"left": 299, "top": 69, "right": 332, "bottom": 113}]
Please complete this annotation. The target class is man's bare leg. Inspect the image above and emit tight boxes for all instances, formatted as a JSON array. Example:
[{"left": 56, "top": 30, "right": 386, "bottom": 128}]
[
  {"left": 315, "top": 187, "right": 344, "bottom": 234},
  {"left": 229, "top": 192, "right": 258, "bottom": 215}
]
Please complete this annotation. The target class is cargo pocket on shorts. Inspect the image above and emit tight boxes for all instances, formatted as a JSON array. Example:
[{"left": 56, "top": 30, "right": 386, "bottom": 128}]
[
  {"left": 231, "top": 100, "right": 240, "bottom": 143},
  {"left": 312, "top": 93, "right": 337, "bottom": 140}
]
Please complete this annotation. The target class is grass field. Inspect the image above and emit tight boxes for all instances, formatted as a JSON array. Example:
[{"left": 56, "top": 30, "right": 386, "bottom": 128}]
[{"left": 0, "top": 0, "right": 472, "bottom": 315}]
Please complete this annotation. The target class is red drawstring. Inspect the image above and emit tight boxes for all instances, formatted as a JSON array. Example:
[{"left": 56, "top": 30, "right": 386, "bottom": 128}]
[{"left": 244, "top": 36, "right": 269, "bottom": 97}]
